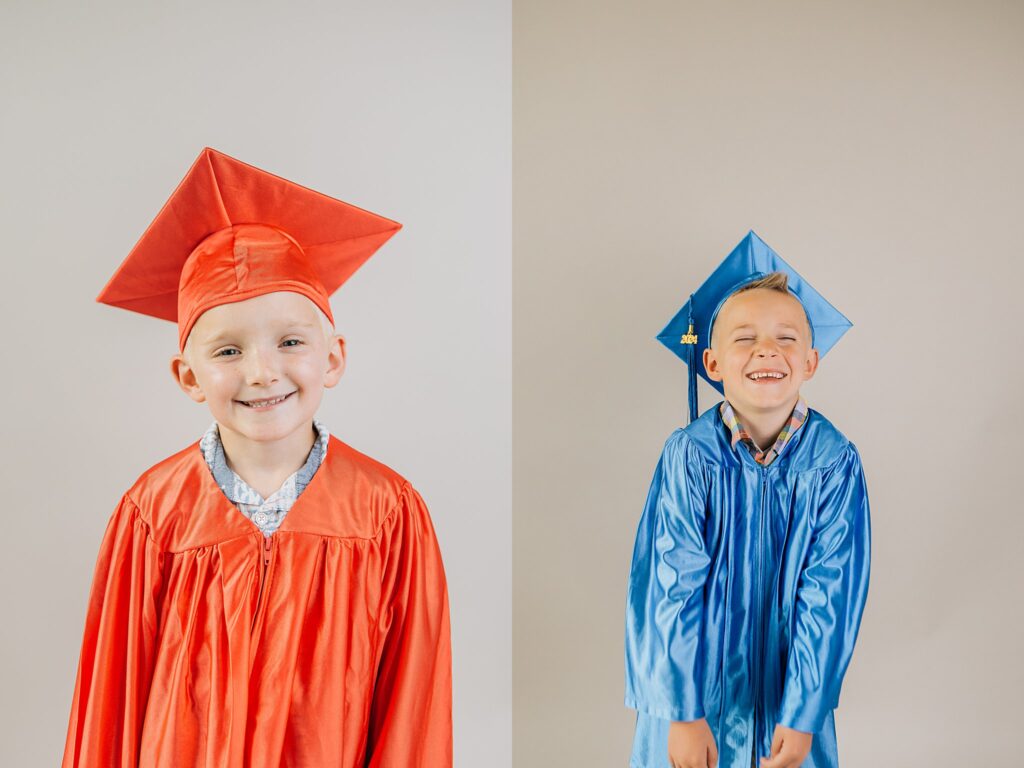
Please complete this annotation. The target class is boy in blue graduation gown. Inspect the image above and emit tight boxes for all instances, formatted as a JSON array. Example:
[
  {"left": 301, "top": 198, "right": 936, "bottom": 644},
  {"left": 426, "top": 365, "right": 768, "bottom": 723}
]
[{"left": 624, "top": 231, "right": 871, "bottom": 768}]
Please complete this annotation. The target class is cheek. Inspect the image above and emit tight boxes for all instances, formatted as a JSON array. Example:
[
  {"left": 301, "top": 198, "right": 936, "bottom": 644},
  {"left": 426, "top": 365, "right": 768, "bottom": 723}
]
[
  {"left": 288, "top": 357, "right": 328, "bottom": 385},
  {"left": 784, "top": 350, "right": 809, "bottom": 372},
  {"left": 200, "top": 366, "right": 241, "bottom": 396},
  {"left": 724, "top": 350, "right": 749, "bottom": 370}
]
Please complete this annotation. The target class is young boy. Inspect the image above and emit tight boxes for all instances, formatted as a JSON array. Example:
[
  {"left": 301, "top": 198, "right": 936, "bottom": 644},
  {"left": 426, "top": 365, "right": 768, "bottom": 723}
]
[
  {"left": 624, "top": 231, "right": 871, "bottom": 768},
  {"left": 62, "top": 147, "right": 452, "bottom": 767}
]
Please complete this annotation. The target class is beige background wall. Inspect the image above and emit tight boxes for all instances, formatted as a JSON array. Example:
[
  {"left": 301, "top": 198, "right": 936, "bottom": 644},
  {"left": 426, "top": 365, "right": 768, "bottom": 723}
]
[
  {"left": 3, "top": 1, "right": 1022, "bottom": 765},
  {"left": 513, "top": 2, "right": 1022, "bottom": 766}
]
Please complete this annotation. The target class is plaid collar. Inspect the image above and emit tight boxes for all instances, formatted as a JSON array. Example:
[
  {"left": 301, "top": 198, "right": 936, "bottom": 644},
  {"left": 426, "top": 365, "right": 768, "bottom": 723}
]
[
  {"left": 199, "top": 419, "right": 330, "bottom": 507},
  {"left": 719, "top": 396, "right": 808, "bottom": 467}
]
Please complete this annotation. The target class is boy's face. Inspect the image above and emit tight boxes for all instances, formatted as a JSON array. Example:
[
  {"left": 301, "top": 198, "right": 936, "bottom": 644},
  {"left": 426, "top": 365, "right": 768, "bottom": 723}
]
[
  {"left": 702, "top": 288, "right": 819, "bottom": 417},
  {"left": 170, "top": 291, "right": 345, "bottom": 446}
]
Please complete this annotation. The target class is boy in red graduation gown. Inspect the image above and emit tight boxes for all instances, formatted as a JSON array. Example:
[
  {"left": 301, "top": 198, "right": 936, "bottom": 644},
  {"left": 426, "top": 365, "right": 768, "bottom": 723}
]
[{"left": 62, "top": 147, "right": 452, "bottom": 767}]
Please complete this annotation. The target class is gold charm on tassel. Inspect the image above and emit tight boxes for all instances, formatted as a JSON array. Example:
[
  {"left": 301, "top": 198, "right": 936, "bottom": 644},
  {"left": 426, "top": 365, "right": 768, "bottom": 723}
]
[{"left": 680, "top": 323, "right": 698, "bottom": 345}]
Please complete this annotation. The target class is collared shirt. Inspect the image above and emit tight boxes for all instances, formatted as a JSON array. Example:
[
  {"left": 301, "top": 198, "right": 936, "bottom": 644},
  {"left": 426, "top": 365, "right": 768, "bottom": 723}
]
[
  {"left": 199, "top": 419, "right": 330, "bottom": 537},
  {"left": 719, "top": 395, "right": 808, "bottom": 467}
]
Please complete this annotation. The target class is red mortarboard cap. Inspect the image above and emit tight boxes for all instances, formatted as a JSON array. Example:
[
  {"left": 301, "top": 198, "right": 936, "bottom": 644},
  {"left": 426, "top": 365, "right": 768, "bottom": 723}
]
[{"left": 96, "top": 147, "right": 402, "bottom": 351}]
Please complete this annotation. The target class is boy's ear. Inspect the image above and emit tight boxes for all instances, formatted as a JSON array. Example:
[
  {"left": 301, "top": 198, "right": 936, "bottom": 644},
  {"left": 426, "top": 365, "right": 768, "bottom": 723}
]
[
  {"left": 802, "top": 347, "right": 820, "bottom": 381},
  {"left": 702, "top": 347, "right": 724, "bottom": 382},
  {"left": 323, "top": 334, "right": 347, "bottom": 388},
  {"left": 169, "top": 354, "right": 207, "bottom": 403}
]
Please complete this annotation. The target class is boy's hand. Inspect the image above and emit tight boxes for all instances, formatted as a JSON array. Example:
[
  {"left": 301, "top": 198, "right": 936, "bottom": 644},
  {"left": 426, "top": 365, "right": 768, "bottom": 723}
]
[
  {"left": 667, "top": 718, "right": 718, "bottom": 768},
  {"left": 759, "top": 724, "right": 812, "bottom": 768}
]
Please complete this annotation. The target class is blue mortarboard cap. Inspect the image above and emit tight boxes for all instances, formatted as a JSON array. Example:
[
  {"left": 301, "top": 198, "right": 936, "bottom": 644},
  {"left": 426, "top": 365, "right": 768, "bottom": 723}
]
[{"left": 656, "top": 230, "right": 852, "bottom": 423}]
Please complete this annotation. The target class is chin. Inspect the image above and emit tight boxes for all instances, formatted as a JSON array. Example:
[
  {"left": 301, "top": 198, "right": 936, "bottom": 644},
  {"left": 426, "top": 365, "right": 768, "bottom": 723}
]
[
  {"left": 751, "top": 391, "right": 800, "bottom": 410},
  {"left": 729, "top": 386, "right": 792, "bottom": 411},
  {"left": 221, "top": 414, "right": 311, "bottom": 444}
]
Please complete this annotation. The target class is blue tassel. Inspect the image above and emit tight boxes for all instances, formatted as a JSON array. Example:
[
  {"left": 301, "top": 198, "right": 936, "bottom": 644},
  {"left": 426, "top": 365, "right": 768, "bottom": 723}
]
[
  {"left": 687, "top": 343, "right": 698, "bottom": 424},
  {"left": 683, "top": 293, "right": 698, "bottom": 424}
]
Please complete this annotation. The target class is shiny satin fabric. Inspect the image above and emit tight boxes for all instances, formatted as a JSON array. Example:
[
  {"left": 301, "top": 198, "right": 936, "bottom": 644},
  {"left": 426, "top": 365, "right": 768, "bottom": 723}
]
[
  {"left": 62, "top": 436, "right": 452, "bottom": 767},
  {"left": 175, "top": 223, "right": 338, "bottom": 354},
  {"left": 655, "top": 231, "right": 853, "bottom": 395},
  {"left": 624, "top": 405, "right": 870, "bottom": 768},
  {"left": 93, "top": 147, "right": 403, "bottom": 352}
]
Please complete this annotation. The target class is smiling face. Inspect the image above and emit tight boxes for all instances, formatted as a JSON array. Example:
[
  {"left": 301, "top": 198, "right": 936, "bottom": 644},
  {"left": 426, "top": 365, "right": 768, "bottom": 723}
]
[
  {"left": 702, "top": 287, "right": 818, "bottom": 419},
  {"left": 170, "top": 291, "right": 345, "bottom": 446}
]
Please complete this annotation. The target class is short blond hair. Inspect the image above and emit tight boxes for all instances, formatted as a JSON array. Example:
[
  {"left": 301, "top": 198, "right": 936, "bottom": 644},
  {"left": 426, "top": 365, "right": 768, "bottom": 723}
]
[
  {"left": 734, "top": 271, "right": 790, "bottom": 295},
  {"left": 711, "top": 271, "right": 812, "bottom": 344}
]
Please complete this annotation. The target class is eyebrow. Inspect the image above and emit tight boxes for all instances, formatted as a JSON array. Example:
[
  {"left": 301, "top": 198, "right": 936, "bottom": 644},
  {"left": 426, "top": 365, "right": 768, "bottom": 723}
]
[{"left": 729, "top": 323, "right": 804, "bottom": 335}]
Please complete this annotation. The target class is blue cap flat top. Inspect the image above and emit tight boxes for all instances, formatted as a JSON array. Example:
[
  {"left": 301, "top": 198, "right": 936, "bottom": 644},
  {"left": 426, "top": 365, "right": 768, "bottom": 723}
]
[{"left": 656, "top": 230, "right": 852, "bottom": 397}]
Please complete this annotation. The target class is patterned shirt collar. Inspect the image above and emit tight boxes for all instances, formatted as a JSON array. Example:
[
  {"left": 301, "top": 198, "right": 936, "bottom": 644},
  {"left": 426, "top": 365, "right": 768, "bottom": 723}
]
[
  {"left": 199, "top": 419, "right": 330, "bottom": 535},
  {"left": 719, "top": 396, "right": 808, "bottom": 467}
]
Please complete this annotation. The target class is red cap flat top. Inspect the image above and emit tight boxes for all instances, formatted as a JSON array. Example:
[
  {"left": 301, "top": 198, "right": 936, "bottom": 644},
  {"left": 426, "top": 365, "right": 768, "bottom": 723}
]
[{"left": 96, "top": 147, "right": 402, "bottom": 351}]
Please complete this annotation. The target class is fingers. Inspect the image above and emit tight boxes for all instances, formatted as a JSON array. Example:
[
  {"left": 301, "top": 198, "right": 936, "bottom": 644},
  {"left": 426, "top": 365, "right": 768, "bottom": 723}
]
[
  {"left": 759, "top": 731, "right": 781, "bottom": 767},
  {"left": 761, "top": 724, "right": 812, "bottom": 767},
  {"left": 759, "top": 751, "right": 801, "bottom": 768},
  {"left": 669, "top": 756, "right": 710, "bottom": 768},
  {"left": 667, "top": 718, "right": 716, "bottom": 768},
  {"left": 770, "top": 728, "right": 785, "bottom": 757},
  {"left": 707, "top": 740, "right": 718, "bottom": 768}
]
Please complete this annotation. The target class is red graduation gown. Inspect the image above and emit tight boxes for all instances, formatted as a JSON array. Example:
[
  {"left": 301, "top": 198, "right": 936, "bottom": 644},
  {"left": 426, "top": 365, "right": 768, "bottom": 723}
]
[{"left": 62, "top": 435, "right": 452, "bottom": 767}]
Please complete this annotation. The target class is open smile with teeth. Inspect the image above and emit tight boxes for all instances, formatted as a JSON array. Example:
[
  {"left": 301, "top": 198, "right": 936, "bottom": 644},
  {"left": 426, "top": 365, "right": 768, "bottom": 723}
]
[
  {"left": 747, "top": 371, "right": 786, "bottom": 381},
  {"left": 238, "top": 392, "right": 295, "bottom": 409}
]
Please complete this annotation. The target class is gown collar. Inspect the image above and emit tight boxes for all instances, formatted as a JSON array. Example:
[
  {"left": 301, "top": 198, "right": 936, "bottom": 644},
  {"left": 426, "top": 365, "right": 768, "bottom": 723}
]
[
  {"left": 719, "top": 395, "right": 808, "bottom": 467},
  {"left": 191, "top": 421, "right": 334, "bottom": 540},
  {"left": 199, "top": 419, "right": 330, "bottom": 506}
]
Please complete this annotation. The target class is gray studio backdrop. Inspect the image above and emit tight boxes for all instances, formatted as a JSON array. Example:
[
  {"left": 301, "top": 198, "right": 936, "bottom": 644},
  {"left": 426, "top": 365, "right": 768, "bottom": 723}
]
[
  {"left": 513, "top": 1, "right": 1022, "bottom": 767},
  {"left": 0, "top": 2, "right": 510, "bottom": 766}
]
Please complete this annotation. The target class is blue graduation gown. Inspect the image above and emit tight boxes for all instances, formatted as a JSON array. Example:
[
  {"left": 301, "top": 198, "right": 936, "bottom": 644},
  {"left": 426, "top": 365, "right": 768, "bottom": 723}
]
[{"left": 624, "top": 404, "right": 871, "bottom": 768}]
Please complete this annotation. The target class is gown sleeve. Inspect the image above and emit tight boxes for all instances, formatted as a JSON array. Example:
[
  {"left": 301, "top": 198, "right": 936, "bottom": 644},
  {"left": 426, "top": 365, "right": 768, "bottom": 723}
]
[
  {"left": 778, "top": 442, "right": 871, "bottom": 734},
  {"left": 365, "top": 484, "right": 453, "bottom": 767},
  {"left": 624, "top": 432, "right": 711, "bottom": 722},
  {"left": 62, "top": 493, "right": 164, "bottom": 768}
]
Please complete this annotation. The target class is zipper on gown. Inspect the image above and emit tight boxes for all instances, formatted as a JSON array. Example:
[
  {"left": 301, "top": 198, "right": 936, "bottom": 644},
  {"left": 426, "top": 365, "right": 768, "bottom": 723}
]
[
  {"left": 751, "top": 466, "right": 769, "bottom": 767},
  {"left": 250, "top": 535, "right": 275, "bottom": 635}
]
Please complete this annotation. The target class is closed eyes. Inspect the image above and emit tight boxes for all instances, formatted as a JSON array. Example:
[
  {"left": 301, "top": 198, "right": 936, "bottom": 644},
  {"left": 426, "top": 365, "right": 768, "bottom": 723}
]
[{"left": 735, "top": 336, "right": 797, "bottom": 342}]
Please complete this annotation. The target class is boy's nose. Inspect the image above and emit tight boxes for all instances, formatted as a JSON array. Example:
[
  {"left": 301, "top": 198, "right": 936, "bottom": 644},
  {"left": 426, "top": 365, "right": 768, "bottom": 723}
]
[{"left": 244, "top": 348, "right": 279, "bottom": 384}]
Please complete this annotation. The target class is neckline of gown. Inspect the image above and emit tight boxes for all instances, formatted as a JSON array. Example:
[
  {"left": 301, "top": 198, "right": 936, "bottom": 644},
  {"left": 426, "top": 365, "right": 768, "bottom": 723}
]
[
  {"left": 194, "top": 432, "right": 340, "bottom": 541},
  {"left": 722, "top": 408, "right": 813, "bottom": 470}
]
